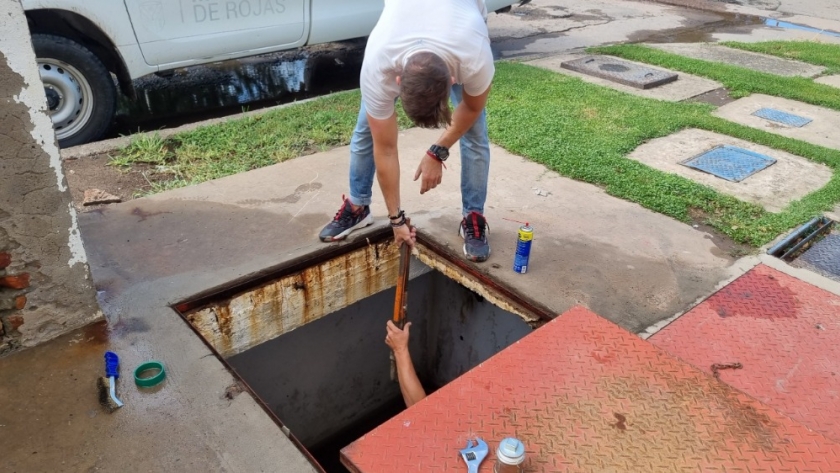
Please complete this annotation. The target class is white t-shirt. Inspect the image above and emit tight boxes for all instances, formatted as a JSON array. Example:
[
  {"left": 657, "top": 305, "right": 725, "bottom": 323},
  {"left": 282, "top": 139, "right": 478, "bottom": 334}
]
[{"left": 360, "top": 0, "right": 495, "bottom": 120}]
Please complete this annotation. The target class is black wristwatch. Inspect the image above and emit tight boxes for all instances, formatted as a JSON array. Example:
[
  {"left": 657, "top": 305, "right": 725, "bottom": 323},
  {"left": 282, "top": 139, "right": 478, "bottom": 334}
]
[{"left": 428, "top": 144, "right": 449, "bottom": 162}]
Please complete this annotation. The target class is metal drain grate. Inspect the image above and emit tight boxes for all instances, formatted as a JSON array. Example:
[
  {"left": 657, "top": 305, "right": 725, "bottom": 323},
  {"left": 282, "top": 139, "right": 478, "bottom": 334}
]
[
  {"left": 560, "top": 56, "right": 678, "bottom": 89},
  {"left": 682, "top": 145, "right": 776, "bottom": 182},
  {"left": 796, "top": 233, "right": 840, "bottom": 282},
  {"left": 752, "top": 108, "right": 813, "bottom": 127}
]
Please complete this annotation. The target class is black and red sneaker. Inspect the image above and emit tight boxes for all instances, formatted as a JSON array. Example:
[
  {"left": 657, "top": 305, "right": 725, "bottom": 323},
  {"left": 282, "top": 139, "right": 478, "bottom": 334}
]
[
  {"left": 459, "top": 212, "right": 491, "bottom": 262},
  {"left": 319, "top": 196, "right": 373, "bottom": 242}
]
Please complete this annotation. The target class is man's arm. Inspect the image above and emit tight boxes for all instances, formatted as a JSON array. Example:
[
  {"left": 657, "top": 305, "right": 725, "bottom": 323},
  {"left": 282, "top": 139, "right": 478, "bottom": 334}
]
[
  {"left": 369, "top": 112, "right": 415, "bottom": 246},
  {"left": 414, "top": 86, "right": 491, "bottom": 194},
  {"left": 385, "top": 321, "right": 426, "bottom": 407},
  {"left": 437, "top": 85, "right": 491, "bottom": 149}
]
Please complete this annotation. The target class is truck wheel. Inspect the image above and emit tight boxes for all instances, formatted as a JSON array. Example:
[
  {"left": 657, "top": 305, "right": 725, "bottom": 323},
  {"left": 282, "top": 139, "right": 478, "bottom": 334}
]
[{"left": 31, "top": 34, "right": 117, "bottom": 148}]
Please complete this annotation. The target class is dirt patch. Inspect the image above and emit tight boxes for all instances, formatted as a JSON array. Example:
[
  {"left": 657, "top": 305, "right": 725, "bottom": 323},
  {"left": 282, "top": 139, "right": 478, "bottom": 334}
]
[{"left": 62, "top": 154, "right": 169, "bottom": 211}]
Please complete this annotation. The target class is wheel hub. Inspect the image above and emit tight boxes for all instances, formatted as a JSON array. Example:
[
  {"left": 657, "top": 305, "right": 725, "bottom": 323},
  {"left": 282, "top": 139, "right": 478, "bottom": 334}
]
[
  {"left": 37, "top": 59, "right": 93, "bottom": 139},
  {"left": 45, "top": 87, "right": 61, "bottom": 111}
]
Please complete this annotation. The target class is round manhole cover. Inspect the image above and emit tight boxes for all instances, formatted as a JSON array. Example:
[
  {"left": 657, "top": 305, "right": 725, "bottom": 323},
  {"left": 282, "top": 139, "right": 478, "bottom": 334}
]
[{"left": 599, "top": 63, "right": 630, "bottom": 72}]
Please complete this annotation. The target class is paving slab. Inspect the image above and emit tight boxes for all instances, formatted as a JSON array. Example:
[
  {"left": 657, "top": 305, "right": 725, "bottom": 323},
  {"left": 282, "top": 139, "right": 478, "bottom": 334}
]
[
  {"left": 526, "top": 53, "right": 722, "bottom": 102},
  {"left": 714, "top": 94, "right": 840, "bottom": 151},
  {"left": 625, "top": 128, "right": 833, "bottom": 212},
  {"left": 816, "top": 74, "right": 840, "bottom": 89},
  {"left": 651, "top": 264, "right": 840, "bottom": 443},
  {"left": 648, "top": 43, "right": 826, "bottom": 78},
  {"left": 342, "top": 306, "right": 840, "bottom": 472}
]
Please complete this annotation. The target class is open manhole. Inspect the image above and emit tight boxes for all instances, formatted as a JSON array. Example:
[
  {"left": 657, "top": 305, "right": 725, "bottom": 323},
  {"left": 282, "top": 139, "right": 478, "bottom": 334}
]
[{"left": 174, "top": 231, "right": 552, "bottom": 472}]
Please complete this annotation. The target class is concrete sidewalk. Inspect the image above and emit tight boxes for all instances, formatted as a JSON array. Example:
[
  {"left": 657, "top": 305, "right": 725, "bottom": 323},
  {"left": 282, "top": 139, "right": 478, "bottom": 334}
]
[{"left": 2, "top": 127, "right": 742, "bottom": 472}]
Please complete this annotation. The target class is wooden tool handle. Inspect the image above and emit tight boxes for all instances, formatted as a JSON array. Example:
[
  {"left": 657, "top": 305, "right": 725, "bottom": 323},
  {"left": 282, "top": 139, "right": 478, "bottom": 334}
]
[{"left": 392, "top": 220, "right": 411, "bottom": 329}]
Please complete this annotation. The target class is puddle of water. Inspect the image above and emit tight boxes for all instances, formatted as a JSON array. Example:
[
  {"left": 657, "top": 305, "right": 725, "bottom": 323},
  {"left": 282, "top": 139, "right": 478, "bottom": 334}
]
[
  {"left": 629, "top": 13, "right": 764, "bottom": 43},
  {"left": 763, "top": 18, "right": 840, "bottom": 38},
  {"left": 110, "top": 42, "right": 365, "bottom": 138}
]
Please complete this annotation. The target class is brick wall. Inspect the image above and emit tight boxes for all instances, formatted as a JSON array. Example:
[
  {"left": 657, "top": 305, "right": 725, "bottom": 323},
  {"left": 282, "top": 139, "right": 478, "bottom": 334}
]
[{"left": 0, "top": 251, "right": 31, "bottom": 353}]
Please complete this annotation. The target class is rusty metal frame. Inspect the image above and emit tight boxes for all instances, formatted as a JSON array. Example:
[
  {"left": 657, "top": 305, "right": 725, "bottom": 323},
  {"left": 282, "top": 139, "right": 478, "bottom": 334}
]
[
  {"left": 415, "top": 233, "right": 556, "bottom": 323},
  {"left": 169, "top": 227, "right": 557, "bottom": 472}
]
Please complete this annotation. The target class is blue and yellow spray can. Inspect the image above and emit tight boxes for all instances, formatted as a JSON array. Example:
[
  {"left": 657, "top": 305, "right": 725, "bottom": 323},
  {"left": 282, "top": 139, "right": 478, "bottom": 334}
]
[{"left": 513, "top": 223, "right": 533, "bottom": 274}]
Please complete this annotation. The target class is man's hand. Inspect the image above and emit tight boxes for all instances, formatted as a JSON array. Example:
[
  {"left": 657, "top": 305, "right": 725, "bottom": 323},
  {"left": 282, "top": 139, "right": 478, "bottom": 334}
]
[
  {"left": 413, "top": 153, "right": 443, "bottom": 194},
  {"left": 392, "top": 222, "right": 417, "bottom": 248},
  {"left": 386, "top": 320, "right": 412, "bottom": 354}
]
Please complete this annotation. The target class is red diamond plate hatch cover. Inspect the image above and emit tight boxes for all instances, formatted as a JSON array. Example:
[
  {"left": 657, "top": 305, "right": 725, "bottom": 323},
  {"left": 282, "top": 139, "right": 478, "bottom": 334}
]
[
  {"left": 651, "top": 264, "right": 840, "bottom": 443},
  {"left": 341, "top": 306, "right": 840, "bottom": 472}
]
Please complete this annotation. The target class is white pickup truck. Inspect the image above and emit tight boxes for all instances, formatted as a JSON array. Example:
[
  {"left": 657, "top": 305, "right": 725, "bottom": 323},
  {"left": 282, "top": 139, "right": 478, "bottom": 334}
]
[{"left": 22, "top": 0, "right": 519, "bottom": 147}]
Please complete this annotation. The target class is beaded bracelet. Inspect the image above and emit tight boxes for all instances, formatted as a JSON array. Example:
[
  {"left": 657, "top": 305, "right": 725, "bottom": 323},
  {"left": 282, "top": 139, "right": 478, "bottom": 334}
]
[{"left": 390, "top": 215, "right": 407, "bottom": 227}]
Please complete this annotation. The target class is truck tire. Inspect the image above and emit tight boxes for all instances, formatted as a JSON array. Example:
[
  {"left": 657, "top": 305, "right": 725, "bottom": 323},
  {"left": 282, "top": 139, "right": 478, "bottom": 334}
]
[{"left": 31, "top": 34, "right": 117, "bottom": 148}]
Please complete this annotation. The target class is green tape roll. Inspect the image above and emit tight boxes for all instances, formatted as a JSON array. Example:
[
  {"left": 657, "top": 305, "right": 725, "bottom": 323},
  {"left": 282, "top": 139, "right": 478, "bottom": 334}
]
[{"left": 134, "top": 361, "right": 166, "bottom": 387}]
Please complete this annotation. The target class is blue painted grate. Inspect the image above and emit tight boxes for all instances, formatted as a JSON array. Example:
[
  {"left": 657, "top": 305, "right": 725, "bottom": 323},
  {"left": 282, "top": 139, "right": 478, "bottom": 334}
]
[
  {"left": 682, "top": 145, "right": 776, "bottom": 182},
  {"left": 797, "top": 233, "right": 840, "bottom": 282},
  {"left": 752, "top": 108, "right": 813, "bottom": 127}
]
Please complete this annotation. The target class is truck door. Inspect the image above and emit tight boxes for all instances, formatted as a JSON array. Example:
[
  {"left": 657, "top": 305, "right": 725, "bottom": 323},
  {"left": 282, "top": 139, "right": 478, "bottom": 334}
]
[{"left": 123, "top": 0, "right": 308, "bottom": 68}]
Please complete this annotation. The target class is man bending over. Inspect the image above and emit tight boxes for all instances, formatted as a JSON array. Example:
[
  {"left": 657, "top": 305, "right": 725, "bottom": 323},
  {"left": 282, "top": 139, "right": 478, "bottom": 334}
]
[{"left": 319, "top": 0, "right": 495, "bottom": 262}]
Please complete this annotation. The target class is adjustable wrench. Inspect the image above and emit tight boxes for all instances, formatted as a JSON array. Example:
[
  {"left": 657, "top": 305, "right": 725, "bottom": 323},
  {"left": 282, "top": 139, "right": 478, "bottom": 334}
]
[{"left": 460, "top": 438, "right": 489, "bottom": 473}]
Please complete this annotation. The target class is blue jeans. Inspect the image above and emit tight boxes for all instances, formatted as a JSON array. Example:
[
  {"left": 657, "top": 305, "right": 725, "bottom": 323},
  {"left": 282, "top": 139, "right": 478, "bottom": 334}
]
[{"left": 347, "top": 84, "right": 491, "bottom": 217}]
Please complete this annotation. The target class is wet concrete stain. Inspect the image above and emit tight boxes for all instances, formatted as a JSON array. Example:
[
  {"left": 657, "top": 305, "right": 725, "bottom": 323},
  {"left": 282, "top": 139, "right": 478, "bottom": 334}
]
[
  {"left": 109, "top": 317, "right": 152, "bottom": 335},
  {"left": 612, "top": 412, "right": 628, "bottom": 431},
  {"left": 109, "top": 43, "right": 365, "bottom": 139},
  {"left": 713, "top": 271, "right": 799, "bottom": 320},
  {"left": 627, "top": 12, "right": 764, "bottom": 44},
  {"left": 236, "top": 182, "right": 323, "bottom": 206},
  {"left": 131, "top": 207, "right": 172, "bottom": 222}
]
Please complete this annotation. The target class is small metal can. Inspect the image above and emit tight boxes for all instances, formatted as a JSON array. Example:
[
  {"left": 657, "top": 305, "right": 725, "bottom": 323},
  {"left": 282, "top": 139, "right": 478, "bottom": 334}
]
[
  {"left": 513, "top": 224, "right": 533, "bottom": 274},
  {"left": 494, "top": 437, "right": 526, "bottom": 473}
]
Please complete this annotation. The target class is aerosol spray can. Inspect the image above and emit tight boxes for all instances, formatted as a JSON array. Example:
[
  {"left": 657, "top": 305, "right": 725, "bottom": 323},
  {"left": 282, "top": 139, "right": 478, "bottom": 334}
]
[{"left": 513, "top": 223, "right": 533, "bottom": 274}]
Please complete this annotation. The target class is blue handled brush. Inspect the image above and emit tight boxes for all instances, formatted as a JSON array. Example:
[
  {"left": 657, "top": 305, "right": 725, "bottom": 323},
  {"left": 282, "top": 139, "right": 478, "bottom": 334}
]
[{"left": 98, "top": 351, "right": 124, "bottom": 412}]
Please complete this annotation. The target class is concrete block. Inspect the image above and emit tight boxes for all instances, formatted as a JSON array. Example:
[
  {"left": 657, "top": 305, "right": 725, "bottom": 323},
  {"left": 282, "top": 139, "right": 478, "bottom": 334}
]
[
  {"left": 648, "top": 43, "right": 825, "bottom": 78},
  {"left": 713, "top": 94, "right": 840, "bottom": 151},
  {"left": 526, "top": 54, "right": 722, "bottom": 102},
  {"left": 816, "top": 75, "right": 840, "bottom": 89},
  {"left": 626, "top": 128, "right": 833, "bottom": 213}
]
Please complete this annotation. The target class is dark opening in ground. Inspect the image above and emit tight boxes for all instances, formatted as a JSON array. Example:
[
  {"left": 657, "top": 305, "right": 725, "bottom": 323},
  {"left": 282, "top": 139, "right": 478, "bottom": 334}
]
[{"left": 225, "top": 268, "right": 533, "bottom": 472}]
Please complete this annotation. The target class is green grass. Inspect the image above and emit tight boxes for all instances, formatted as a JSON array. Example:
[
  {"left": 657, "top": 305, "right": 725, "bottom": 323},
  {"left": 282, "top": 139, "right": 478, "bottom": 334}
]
[
  {"left": 112, "top": 58, "right": 840, "bottom": 246},
  {"left": 723, "top": 40, "right": 840, "bottom": 74},
  {"left": 111, "top": 91, "right": 414, "bottom": 192},
  {"left": 487, "top": 62, "right": 840, "bottom": 246},
  {"left": 588, "top": 44, "right": 840, "bottom": 110}
]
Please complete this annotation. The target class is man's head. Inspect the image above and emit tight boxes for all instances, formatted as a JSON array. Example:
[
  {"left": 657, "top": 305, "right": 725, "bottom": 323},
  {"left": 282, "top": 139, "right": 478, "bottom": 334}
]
[{"left": 399, "top": 51, "right": 452, "bottom": 129}]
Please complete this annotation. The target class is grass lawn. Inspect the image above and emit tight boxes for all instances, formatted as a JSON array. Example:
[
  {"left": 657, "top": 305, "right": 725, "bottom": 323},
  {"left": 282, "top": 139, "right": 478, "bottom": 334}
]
[
  {"left": 488, "top": 62, "right": 840, "bottom": 247},
  {"left": 723, "top": 40, "right": 840, "bottom": 74},
  {"left": 113, "top": 93, "right": 414, "bottom": 193},
  {"left": 589, "top": 44, "right": 840, "bottom": 110},
  {"left": 111, "top": 55, "right": 840, "bottom": 247}
]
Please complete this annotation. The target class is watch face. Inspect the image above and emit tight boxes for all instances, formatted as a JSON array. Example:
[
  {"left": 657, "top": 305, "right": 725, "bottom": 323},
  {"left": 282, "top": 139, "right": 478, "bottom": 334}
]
[{"left": 432, "top": 145, "right": 449, "bottom": 161}]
